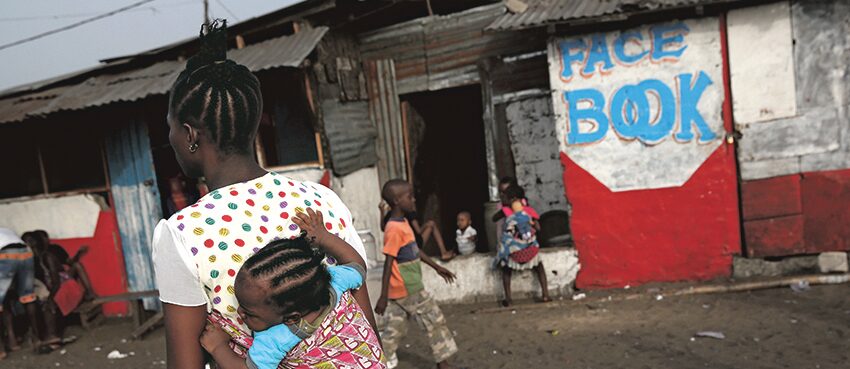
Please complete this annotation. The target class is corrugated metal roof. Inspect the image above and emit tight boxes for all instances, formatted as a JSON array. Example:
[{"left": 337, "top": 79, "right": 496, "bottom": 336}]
[
  {"left": 0, "top": 27, "right": 328, "bottom": 124},
  {"left": 359, "top": 3, "right": 547, "bottom": 95},
  {"left": 487, "top": 0, "right": 743, "bottom": 31}
]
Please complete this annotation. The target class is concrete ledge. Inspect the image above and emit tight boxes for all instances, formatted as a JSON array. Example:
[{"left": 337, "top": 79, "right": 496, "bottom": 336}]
[{"left": 365, "top": 247, "right": 580, "bottom": 305}]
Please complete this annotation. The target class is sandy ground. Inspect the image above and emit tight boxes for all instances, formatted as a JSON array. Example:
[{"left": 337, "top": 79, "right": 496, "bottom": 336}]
[{"left": 4, "top": 283, "right": 849, "bottom": 369}]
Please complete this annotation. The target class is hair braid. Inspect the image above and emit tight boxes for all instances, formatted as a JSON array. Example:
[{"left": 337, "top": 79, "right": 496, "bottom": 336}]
[
  {"left": 241, "top": 237, "right": 332, "bottom": 315},
  {"left": 168, "top": 19, "right": 263, "bottom": 155}
]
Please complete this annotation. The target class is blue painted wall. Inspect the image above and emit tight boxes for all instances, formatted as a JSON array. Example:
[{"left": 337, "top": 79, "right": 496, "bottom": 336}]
[{"left": 105, "top": 119, "right": 162, "bottom": 309}]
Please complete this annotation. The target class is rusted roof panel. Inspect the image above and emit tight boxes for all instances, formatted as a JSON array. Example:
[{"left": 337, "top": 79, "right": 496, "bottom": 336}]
[
  {"left": 0, "top": 27, "right": 328, "bottom": 123},
  {"left": 487, "top": 0, "right": 746, "bottom": 31},
  {"left": 359, "top": 4, "right": 547, "bottom": 95}
]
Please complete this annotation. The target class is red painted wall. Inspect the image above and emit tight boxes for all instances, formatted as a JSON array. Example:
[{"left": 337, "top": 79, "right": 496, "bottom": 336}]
[
  {"left": 564, "top": 145, "right": 741, "bottom": 289},
  {"left": 52, "top": 211, "right": 129, "bottom": 316},
  {"left": 742, "top": 169, "right": 850, "bottom": 257}
]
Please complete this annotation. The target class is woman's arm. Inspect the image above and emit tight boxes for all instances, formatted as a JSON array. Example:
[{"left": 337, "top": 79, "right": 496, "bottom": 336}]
[{"left": 163, "top": 304, "right": 208, "bottom": 369}]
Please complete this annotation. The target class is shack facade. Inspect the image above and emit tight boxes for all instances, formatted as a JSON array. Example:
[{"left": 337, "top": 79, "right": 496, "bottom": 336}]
[{"left": 0, "top": 0, "right": 847, "bottom": 306}]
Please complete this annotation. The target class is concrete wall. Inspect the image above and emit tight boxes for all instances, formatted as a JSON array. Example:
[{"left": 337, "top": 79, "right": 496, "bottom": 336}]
[
  {"left": 546, "top": 17, "right": 741, "bottom": 289},
  {"left": 736, "top": 0, "right": 850, "bottom": 180},
  {"left": 364, "top": 247, "right": 579, "bottom": 305},
  {"left": 331, "top": 166, "right": 385, "bottom": 268},
  {"left": 504, "top": 96, "right": 569, "bottom": 214},
  {"left": 732, "top": 1, "right": 850, "bottom": 257},
  {"left": 0, "top": 194, "right": 105, "bottom": 238}
]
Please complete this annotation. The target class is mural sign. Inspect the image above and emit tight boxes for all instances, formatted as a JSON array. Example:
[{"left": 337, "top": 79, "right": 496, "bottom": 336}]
[{"left": 548, "top": 18, "right": 724, "bottom": 191}]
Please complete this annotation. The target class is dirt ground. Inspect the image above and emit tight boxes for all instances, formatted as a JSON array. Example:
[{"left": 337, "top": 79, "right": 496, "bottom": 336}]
[{"left": 4, "top": 283, "right": 849, "bottom": 369}]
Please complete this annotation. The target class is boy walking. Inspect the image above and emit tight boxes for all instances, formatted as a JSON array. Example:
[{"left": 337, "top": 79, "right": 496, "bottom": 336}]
[{"left": 376, "top": 179, "right": 459, "bottom": 369}]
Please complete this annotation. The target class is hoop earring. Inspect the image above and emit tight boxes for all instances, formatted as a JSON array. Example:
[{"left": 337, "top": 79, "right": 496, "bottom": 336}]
[{"left": 188, "top": 143, "right": 199, "bottom": 153}]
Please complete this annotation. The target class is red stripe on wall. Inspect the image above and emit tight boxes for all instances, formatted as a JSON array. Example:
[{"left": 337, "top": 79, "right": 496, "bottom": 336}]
[
  {"left": 53, "top": 211, "right": 129, "bottom": 316},
  {"left": 564, "top": 145, "right": 741, "bottom": 289}
]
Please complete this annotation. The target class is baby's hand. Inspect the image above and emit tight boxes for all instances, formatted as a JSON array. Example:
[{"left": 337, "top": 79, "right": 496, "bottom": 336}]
[
  {"left": 293, "top": 208, "right": 331, "bottom": 246},
  {"left": 199, "top": 323, "right": 231, "bottom": 357}
]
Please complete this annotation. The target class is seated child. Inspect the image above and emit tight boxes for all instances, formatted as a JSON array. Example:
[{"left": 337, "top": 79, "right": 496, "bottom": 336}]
[
  {"left": 455, "top": 211, "right": 477, "bottom": 256},
  {"left": 494, "top": 186, "right": 551, "bottom": 307},
  {"left": 200, "top": 208, "right": 386, "bottom": 369}
]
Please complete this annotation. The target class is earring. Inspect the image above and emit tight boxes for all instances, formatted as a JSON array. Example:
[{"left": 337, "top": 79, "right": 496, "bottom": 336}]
[{"left": 188, "top": 143, "right": 199, "bottom": 153}]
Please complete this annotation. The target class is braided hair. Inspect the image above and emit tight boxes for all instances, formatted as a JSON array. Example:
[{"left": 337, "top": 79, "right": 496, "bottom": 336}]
[
  {"left": 240, "top": 236, "right": 331, "bottom": 315},
  {"left": 168, "top": 19, "right": 263, "bottom": 155}
]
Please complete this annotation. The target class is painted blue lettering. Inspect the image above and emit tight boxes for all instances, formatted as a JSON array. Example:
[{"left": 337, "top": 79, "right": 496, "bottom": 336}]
[
  {"left": 675, "top": 71, "right": 717, "bottom": 143},
  {"left": 613, "top": 31, "right": 649, "bottom": 65},
  {"left": 651, "top": 23, "right": 689, "bottom": 61},
  {"left": 565, "top": 89, "right": 609, "bottom": 145},
  {"left": 610, "top": 80, "right": 676, "bottom": 143},
  {"left": 559, "top": 39, "right": 587, "bottom": 81},
  {"left": 636, "top": 79, "right": 676, "bottom": 143},
  {"left": 610, "top": 85, "right": 649, "bottom": 140},
  {"left": 582, "top": 34, "right": 614, "bottom": 76}
]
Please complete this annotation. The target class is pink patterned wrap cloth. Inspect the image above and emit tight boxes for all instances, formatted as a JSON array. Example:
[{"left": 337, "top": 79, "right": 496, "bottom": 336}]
[{"left": 208, "top": 290, "right": 386, "bottom": 369}]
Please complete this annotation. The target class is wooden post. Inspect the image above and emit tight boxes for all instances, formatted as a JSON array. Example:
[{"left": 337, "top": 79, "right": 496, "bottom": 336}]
[
  {"left": 235, "top": 35, "right": 245, "bottom": 49},
  {"left": 400, "top": 101, "right": 414, "bottom": 182}
]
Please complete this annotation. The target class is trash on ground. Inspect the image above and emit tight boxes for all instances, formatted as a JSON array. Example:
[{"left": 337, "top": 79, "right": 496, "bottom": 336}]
[
  {"left": 107, "top": 350, "right": 129, "bottom": 359},
  {"left": 790, "top": 280, "right": 810, "bottom": 292},
  {"left": 694, "top": 331, "right": 726, "bottom": 340},
  {"left": 547, "top": 330, "right": 560, "bottom": 336},
  {"left": 572, "top": 293, "right": 586, "bottom": 301},
  {"left": 655, "top": 295, "right": 664, "bottom": 301}
]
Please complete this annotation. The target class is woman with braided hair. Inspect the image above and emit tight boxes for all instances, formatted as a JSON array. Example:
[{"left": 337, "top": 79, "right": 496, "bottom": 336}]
[{"left": 151, "top": 20, "right": 379, "bottom": 369}]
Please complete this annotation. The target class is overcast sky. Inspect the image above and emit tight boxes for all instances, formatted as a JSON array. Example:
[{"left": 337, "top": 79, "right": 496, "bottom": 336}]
[{"left": 0, "top": 0, "right": 302, "bottom": 91}]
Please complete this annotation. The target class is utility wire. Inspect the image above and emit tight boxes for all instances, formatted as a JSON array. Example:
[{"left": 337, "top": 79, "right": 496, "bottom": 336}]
[
  {"left": 0, "top": 1, "right": 196, "bottom": 22},
  {"left": 215, "top": 0, "right": 240, "bottom": 21},
  {"left": 0, "top": 0, "right": 154, "bottom": 51}
]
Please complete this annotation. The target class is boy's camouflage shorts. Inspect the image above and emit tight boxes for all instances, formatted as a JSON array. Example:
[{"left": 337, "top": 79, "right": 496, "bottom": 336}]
[{"left": 381, "top": 290, "right": 458, "bottom": 363}]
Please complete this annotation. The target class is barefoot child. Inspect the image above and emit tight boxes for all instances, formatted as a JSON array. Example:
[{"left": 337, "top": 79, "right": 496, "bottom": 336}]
[
  {"left": 495, "top": 185, "right": 551, "bottom": 307},
  {"left": 376, "top": 179, "right": 459, "bottom": 369},
  {"left": 199, "top": 209, "right": 385, "bottom": 369}
]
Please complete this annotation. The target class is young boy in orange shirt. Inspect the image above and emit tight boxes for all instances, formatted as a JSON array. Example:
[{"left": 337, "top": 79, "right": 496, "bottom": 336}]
[{"left": 375, "top": 179, "right": 459, "bottom": 369}]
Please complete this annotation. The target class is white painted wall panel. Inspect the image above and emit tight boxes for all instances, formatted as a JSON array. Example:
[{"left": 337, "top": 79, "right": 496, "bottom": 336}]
[
  {"left": 547, "top": 17, "right": 725, "bottom": 192},
  {"left": 728, "top": 1, "right": 797, "bottom": 124},
  {"left": 0, "top": 194, "right": 103, "bottom": 239}
]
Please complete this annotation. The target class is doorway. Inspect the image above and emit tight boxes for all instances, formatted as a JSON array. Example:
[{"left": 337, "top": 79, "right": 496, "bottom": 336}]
[{"left": 402, "top": 85, "right": 490, "bottom": 255}]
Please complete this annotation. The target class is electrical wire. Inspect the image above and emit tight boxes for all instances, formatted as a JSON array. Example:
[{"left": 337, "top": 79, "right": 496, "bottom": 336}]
[
  {"left": 214, "top": 0, "right": 240, "bottom": 21},
  {"left": 0, "top": 0, "right": 155, "bottom": 51},
  {"left": 0, "top": 0, "right": 197, "bottom": 22}
]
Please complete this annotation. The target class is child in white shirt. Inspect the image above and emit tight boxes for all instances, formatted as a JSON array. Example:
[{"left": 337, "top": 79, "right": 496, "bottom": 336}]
[{"left": 455, "top": 211, "right": 477, "bottom": 256}]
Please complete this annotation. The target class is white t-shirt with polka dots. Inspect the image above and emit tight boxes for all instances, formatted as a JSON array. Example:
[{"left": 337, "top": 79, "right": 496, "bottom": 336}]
[{"left": 151, "top": 172, "right": 365, "bottom": 331}]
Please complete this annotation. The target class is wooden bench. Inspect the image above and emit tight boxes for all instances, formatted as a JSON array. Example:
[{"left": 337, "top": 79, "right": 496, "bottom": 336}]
[{"left": 76, "top": 290, "right": 163, "bottom": 339}]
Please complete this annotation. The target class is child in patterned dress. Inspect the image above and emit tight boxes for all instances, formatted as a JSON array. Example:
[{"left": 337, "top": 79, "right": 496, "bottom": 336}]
[
  {"left": 199, "top": 208, "right": 385, "bottom": 369},
  {"left": 495, "top": 185, "right": 551, "bottom": 307}
]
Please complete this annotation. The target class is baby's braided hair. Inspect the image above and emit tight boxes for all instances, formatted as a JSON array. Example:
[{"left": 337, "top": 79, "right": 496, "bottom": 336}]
[
  {"left": 168, "top": 19, "right": 263, "bottom": 155},
  {"left": 240, "top": 236, "right": 331, "bottom": 314}
]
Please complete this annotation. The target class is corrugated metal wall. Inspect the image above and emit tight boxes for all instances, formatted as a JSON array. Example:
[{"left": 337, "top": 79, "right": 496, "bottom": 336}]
[
  {"left": 104, "top": 119, "right": 162, "bottom": 309},
  {"left": 358, "top": 4, "right": 546, "bottom": 95},
  {"left": 365, "top": 59, "right": 407, "bottom": 185},
  {"left": 321, "top": 99, "right": 379, "bottom": 176}
]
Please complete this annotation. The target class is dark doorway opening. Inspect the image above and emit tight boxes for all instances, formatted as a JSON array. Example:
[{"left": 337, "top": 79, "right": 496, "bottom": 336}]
[{"left": 403, "top": 85, "right": 490, "bottom": 255}]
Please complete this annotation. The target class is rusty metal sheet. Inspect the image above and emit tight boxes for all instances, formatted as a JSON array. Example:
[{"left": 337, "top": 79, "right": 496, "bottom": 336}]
[
  {"left": 321, "top": 99, "right": 378, "bottom": 176},
  {"left": 365, "top": 59, "right": 407, "bottom": 185},
  {"left": 0, "top": 86, "right": 68, "bottom": 124},
  {"left": 359, "top": 4, "right": 546, "bottom": 95},
  {"left": 0, "top": 27, "right": 328, "bottom": 122},
  {"left": 487, "top": 0, "right": 750, "bottom": 31}
]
